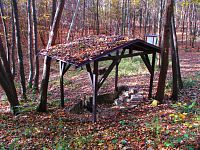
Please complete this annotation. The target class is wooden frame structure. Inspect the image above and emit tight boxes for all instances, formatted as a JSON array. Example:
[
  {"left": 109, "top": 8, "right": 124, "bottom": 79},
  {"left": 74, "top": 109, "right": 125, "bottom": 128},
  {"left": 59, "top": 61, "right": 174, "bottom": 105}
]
[{"left": 41, "top": 38, "right": 161, "bottom": 122}]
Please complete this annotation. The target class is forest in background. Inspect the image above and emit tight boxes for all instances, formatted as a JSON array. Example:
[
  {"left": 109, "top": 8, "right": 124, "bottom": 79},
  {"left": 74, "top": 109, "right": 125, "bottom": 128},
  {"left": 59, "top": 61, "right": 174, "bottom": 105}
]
[{"left": 1, "top": 0, "right": 199, "bottom": 48}]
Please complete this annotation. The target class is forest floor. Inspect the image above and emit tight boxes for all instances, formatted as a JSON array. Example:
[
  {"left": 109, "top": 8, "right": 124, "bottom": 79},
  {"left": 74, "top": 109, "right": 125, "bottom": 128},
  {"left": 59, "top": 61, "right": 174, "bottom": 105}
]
[{"left": 0, "top": 40, "right": 200, "bottom": 149}]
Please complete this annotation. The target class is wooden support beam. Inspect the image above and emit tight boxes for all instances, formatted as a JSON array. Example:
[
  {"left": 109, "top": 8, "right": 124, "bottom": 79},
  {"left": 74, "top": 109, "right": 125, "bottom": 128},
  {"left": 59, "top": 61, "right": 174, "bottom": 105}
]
[
  {"left": 144, "top": 54, "right": 151, "bottom": 65},
  {"left": 98, "top": 51, "right": 151, "bottom": 61},
  {"left": 59, "top": 61, "right": 71, "bottom": 108},
  {"left": 140, "top": 54, "right": 153, "bottom": 74},
  {"left": 86, "top": 64, "right": 93, "bottom": 85},
  {"left": 98, "top": 59, "right": 118, "bottom": 90},
  {"left": 149, "top": 53, "right": 156, "bottom": 98},
  {"left": 92, "top": 61, "right": 98, "bottom": 123},
  {"left": 128, "top": 44, "right": 155, "bottom": 53},
  {"left": 115, "top": 51, "right": 119, "bottom": 92}
]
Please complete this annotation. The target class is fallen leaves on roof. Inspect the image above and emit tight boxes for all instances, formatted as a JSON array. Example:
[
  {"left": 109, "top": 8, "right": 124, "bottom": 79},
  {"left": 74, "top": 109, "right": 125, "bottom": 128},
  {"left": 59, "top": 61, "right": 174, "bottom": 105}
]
[{"left": 40, "top": 35, "right": 133, "bottom": 65}]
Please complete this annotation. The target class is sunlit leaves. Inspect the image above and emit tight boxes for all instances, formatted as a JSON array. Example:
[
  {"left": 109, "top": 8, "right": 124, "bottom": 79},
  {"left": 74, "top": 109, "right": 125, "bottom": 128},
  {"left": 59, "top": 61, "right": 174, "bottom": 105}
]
[{"left": 151, "top": 100, "right": 158, "bottom": 107}]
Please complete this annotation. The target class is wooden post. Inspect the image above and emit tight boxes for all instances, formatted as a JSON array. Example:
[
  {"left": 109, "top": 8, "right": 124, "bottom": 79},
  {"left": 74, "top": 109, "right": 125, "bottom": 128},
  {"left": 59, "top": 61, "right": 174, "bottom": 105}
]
[
  {"left": 115, "top": 51, "right": 119, "bottom": 92},
  {"left": 59, "top": 61, "right": 71, "bottom": 108},
  {"left": 92, "top": 61, "right": 98, "bottom": 122},
  {"left": 60, "top": 61, "right": 65, "bottom": 108},
  {"left": 149, "top": 52, "right": 156, "bottom": 98}
]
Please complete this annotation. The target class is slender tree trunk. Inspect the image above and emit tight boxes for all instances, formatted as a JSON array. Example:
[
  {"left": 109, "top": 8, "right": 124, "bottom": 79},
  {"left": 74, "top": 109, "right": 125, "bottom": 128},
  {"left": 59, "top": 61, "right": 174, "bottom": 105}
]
[
  {"left": 51, "top": 0, "right": 57, "bottom": 26},
  {"left": 32, "top": 0, "right": 39, "bottom": 91},
  {"left": 181, "top": 7, "right": 186, "bottom": 44},
  {"left": 144, "top": 0, "right": 148, "bottom": 38},
  {"left": 185, "top": 4, "right": 189, "bottom": 49},
  {"left": 0, "top": 64, "right": 19, "bottom": 114},
  {"left": 170, "top": 3, "right": 178, "bottom": 101},
  {"left": 156, "top": 0, "right": 172, "bottom": 103},
  {"left": 0, "top": 37, "right": 19, "bottom": 115},
  {"left": 12, "top": 0, "right": 26, "bottom": 98},
  {"left": 191, "top": 4, "right": 197, "bottom": 48},
  {"left": 0, "top": 0, "right": 10, "bottom": 66},
  {"left": 157, "top": 0, "right": 164, "bottom": 67},
  {"left": 121, "top": 0, "right": 125, "bottom": 35},
  {"left": 127, "top": 0, "right": 131, "bottom": 36},
  {"left": 153, "top": 3, "right": 158, "bottom": 34},
  {"left": 0, "top": 38, "right": 13, "bottom": 83},
  {"left": 109, "top": 0, "right": 112, "bottom": 35},
  {"left": 158, "top": 0, "right": 164, "bottom": 47},
  {"left": 66, "top": 0, "right": 81, "bottom": 41},
  {"left": 96, "top": 0, "right": 100, "bottom": 35},
  {"left": 171, "top": 10, "right": 183, "bottom": 90},
  {"left": 27, "top": 0, "right": 34, "bottom": 88},
  {"left": 38, "top": 0, "right": 65, "bottom": 112},
  {"left": 139, "top": 8, "right": 142, "bottom": 35},
  {"left": 82, "top": 0, "right": 86, "bottom": 36},
  {"left": 132, "top": 5, "right": 136, "bottom": 38},
  {"left": 11, "top": 5, "right": 16, "bottom": 77}
]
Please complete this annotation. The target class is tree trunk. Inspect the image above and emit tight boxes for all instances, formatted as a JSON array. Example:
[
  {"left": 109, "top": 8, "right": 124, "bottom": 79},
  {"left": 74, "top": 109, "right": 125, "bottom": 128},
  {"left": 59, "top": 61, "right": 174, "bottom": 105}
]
[
  {"left": 11, "top": 5, "right": 16, "bottom": 77},
  {"left": 144, "top": 0, "right": 148, "bottom": 38},
  {"left": 12, "top": 0, "right": 26, "bottom": 98},
  {"left": 155, "top": 0, "right": 172, "bottom": 103},
  {"left": 37, "top": 0, "right": 65, "bottom": 112},
  {"left": 96, "top": 0, "right": 100, "bottom": 35},
  {"left": 191, "top": 4, "right": 197, "bottom": 48},
  {"left": 181, "top": 5, "right": 186, "bottom": 44},
  {"left": 66, "top": 0, "right": 81, "bottom": 41},
  {"left": 0, "top": 0, "right": 10, "bottom": 66},
  {"left": 32, "top": 0, "right": 39, "bottom": 91},
  {"left": 127, "top": 0, "right": 131, "bottom": 36},
  {"left": 171, "top": 9, "right": 183, "bottom": 90},
  {"left": 27, "top": 0, "right": 34, "bottom": 88},
  {"left": 158, "top": 0, "right": 164, "bottom": 47},
  {"left": 132, "top": 7, "right": 136, "bottom": 38},
  {"left": 139, "top": 8, "right": 142, "bottom": 35},
  {"left": 185, "top": 4, "right": 189, "bottom": 49},
  {"left": 51, "top": 0, "right": 57, "bottom": 26},
  {"left": 82, "top": 0, "right": 86, "bottom": 36},
  {"left": 121, "top": 0, "right": 125, "bottom": 35},
  {"left": 0, "top": 37, "right": 19, "bottom": 115},
  {"left": 170, "top": 4, "right": 178, "bottom": 101}
]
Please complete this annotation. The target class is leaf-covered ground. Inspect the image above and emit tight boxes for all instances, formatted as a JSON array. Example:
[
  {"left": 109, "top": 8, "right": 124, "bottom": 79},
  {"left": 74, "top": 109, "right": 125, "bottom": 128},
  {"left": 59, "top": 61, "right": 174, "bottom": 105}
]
[{"left": 0, "top": 43, "right": 200, "bottom": 149}]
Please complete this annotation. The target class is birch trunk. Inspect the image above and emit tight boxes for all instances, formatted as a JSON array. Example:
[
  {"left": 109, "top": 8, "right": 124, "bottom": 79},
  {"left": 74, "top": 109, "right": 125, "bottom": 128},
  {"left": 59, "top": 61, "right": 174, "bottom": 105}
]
[
  {"left": 38, "top": 0, "right": 66, "bottom": 112},
  {"left": 32, "top": 0, "right": 39, "bottom": 90},
  {"left": 12, "top": 0, "right": 26, "bottom": 98},
  {"left": 27, "top": 0, "right": 34, "bottom": 88}
]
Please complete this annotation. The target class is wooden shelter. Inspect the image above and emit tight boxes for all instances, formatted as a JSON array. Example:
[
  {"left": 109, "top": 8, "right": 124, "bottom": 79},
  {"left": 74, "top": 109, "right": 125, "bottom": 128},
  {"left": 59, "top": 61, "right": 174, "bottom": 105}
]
[{"left": 40, "top": 35, "right": 161, "bottom": 122}]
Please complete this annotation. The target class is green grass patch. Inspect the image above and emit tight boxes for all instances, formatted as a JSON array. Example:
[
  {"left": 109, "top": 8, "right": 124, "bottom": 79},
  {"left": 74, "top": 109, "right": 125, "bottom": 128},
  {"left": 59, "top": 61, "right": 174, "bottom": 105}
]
[
  {"left": 183, "top": 78, "right": 198, "bottom": 89},
  {"left": 166, "top": 77, "right": 198, "bottom": 91},
  {"left": 99, "top": 56, "right": 149, "bottom": 77}
]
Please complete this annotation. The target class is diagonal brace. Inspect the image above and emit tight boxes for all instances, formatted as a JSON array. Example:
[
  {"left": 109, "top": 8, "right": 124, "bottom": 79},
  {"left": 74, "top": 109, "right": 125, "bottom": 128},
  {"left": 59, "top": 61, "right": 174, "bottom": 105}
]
[
  {"left": 86, "top": 64, "right": 93, "bottom": 85},
  {"left": 140, "top": 54, "right": 153, "bottom": 75},
  {"left": 98, "top": 59, "right": 118, "bottom": 91}
]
